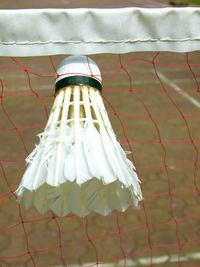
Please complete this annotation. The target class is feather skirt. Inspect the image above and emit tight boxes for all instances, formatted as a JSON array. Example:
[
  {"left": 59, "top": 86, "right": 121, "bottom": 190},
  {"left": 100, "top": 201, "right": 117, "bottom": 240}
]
[{"left": 16, "top": 85, "right": 142, "bottom": 217}]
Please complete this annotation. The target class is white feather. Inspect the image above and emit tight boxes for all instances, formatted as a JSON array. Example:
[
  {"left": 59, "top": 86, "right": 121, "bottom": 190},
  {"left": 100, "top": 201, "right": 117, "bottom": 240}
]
[
  {"left": 83, "top": 123, "right": 116, "bottom": 181},
  {"left": 16, "top": 82, "right": 143, "bottom": 217}
]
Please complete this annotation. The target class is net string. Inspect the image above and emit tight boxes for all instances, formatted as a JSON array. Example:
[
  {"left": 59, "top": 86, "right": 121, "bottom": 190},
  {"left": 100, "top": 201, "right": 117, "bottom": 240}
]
[{"left": 0, "top": 52, "right": 200, "bottom": 266}]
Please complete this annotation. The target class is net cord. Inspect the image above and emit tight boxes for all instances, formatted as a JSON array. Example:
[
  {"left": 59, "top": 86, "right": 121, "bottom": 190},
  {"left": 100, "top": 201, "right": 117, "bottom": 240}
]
[{"left": 0, "top": 7, "right": 200, "bottom": 57}]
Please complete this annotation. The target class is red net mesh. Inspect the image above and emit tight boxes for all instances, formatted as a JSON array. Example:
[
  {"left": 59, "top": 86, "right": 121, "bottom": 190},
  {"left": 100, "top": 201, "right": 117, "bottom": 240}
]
[{"left": 0, "top": 52, "right": 200, "bottom": 267}]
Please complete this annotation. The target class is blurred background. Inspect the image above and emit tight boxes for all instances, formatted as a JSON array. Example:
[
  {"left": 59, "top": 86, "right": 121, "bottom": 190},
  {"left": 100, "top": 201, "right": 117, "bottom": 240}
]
[{"left": 0, "top": 0, "right": 199, "bottom": 9}]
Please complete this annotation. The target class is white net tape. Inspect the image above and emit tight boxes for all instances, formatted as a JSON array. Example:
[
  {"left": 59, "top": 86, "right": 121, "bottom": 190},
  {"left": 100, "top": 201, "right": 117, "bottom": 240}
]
[{"left": 0, "top": 7, "right": 200, "bottom": 56}]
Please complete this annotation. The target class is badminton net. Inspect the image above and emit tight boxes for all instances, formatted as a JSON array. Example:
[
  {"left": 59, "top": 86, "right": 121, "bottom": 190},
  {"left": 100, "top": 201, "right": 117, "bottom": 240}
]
[{"left": 0, "top": 7, "right": 200, "bottom": 267}]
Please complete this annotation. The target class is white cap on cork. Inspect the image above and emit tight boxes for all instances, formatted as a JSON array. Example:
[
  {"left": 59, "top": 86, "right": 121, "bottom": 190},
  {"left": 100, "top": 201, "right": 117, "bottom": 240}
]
[{"left": 55, "top": 55, "right": 102, "bottom": 92}]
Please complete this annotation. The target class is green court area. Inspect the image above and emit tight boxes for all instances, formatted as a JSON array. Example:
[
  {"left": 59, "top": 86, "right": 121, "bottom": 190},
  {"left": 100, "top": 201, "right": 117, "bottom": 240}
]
[{"left": 170, "top": 0, "right": 200, "bottom": 5}]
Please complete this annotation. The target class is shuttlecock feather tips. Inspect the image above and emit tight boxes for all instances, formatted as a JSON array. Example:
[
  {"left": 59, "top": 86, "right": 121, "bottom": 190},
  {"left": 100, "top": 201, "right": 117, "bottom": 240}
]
[{"left": 16, "top": 55, "right": 143, "bottom": 217}]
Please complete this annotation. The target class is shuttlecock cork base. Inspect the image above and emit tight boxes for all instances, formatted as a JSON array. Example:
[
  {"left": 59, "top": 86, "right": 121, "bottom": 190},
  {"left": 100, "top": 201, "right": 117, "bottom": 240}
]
[{"left": 16, "top": 55, "right": 143, "bottom": 217}]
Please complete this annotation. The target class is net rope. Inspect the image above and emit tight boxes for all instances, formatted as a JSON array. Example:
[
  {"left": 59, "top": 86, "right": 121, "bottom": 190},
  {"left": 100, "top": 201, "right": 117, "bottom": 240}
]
[{"left": 0, "top": 52, "right": 200, "bottom": 266}]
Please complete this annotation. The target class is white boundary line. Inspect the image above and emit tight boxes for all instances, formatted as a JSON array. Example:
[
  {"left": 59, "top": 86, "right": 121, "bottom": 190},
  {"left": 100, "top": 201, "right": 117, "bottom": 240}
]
[
  {"left": 156, "top": 70, "right": 200, "bottom": 109},
  {"left": 53, "top": 252, "right": 200, "bottom": 266}
]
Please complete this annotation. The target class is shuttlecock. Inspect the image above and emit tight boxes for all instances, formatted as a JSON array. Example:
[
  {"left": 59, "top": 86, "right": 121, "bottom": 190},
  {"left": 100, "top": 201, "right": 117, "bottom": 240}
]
[{"left": 16, "top": 55, "right": 143, "bottom": 217}]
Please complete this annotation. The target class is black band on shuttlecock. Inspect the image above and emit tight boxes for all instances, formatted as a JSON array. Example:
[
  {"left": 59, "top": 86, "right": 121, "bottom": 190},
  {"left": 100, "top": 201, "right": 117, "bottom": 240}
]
[{"left": 55, "top": 76, "right": 102, "bottom": 92}]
